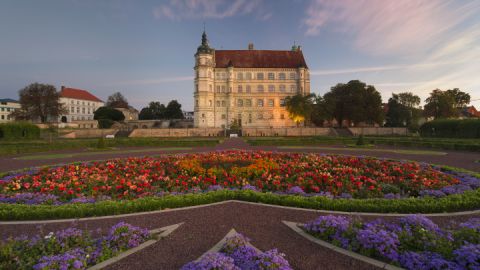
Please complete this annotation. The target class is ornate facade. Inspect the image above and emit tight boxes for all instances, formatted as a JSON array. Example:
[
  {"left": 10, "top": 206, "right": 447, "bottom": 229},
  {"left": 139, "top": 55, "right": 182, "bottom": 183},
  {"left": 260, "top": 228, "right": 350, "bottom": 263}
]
[{"left": 194, "top": 32, "right": 310, "bottom": 128}]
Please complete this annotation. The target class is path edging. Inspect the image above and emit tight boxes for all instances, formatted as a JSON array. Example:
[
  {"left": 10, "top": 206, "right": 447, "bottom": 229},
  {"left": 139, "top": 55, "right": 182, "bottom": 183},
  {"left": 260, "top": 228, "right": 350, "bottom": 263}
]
[
  {"left": 283, "top": 221, "right": 403, "bottom": 270},
  {"left": 1, "top": 200, "right": 480, "bottom": 225},
  {"left": 87, "top": 222, "right": 183, "bottom": 270}
]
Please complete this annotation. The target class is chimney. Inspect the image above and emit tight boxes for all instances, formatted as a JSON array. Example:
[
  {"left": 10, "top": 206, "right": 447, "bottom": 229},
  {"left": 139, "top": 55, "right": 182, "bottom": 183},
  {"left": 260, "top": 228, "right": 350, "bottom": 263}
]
[
  {"left": 61, "top": 86, "right": 65, "bottom": 91},
  {"left": 297, "top": 45, "right": 302, "bottom": 51},
  {"left": 248, "top": 43, "right": 254, "bottom": 50}
]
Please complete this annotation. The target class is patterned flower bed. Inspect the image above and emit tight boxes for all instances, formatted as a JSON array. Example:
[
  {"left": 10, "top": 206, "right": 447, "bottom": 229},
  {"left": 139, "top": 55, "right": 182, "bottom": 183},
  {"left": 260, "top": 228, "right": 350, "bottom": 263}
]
[
  {"left": 0, "top": 151, "right": 478, "bottom": 205},
  {"left": 0, "top": 222, "right": 150, "bottom": 269},
  {"left": 181, "top": 233, "right": 292, "bottom": 270},
  {"left": 304, "top": 215, "right": 480, "bottom": 270}
]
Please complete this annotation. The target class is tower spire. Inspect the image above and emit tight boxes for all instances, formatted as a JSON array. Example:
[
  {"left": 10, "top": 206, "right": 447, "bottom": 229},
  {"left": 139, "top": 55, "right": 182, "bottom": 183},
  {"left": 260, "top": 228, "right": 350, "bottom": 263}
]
[{"left": 196, "top": 26, "right": 214, "bottom": 55}]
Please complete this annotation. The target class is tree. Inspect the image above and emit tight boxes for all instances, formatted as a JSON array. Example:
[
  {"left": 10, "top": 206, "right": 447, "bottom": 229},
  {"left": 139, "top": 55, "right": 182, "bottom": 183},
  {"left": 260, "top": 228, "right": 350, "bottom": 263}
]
[
  {"left": 424, "top": 88, "right": 470, "bottom": 119},
  {"left": 310, "top": 94, "right": 332, "bottom": 127},
  {"left": 164, "top": 100, "right": 184, "bottom": 119},
  {"left": 139, "top": 101, "right": 167, "bottom": 120},
  {"left": 93, "top": 106, "right": 125, "bottom": 121},
  {"left": 284, "top": 93, "right": 314, "bottom": 126},
  {"left": 323, "top": 80, "right": 383, "bottom": 127},
  {"left": 12, "top": 83, "right": 66, "bottom": 123},
  {"left": 385, "top": 92, "right": 422, "bottom": 128},
  {"left": 397, "top": 92, "right": 421, "bottom": 108},
  {"left": 106, "top": 92, "right": 129, "bottom": 108}
]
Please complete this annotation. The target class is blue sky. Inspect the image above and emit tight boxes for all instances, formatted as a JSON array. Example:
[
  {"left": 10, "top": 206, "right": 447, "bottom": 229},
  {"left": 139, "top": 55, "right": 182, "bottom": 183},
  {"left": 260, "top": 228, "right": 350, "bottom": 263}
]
[{"left": 0, "top": 0, "right": 479, "bottom": 110}]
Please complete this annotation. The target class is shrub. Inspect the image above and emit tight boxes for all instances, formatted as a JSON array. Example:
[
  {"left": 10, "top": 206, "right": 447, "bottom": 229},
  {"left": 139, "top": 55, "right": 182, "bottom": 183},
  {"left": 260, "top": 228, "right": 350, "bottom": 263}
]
[
  {"left": 93, "top": 106, "right": 125, "bottom": 121},
  {"left": 356, "top": 135, "right": 365, "bottom": 146},
  {"left": 0, "top": 122, "right": 40, "bottom": 140},
  {"left": 97, "top": 119, "right": 114, "bottom": 129},
  {"left": 96, "top": 137, "right": 107, "bottom": 149},
  {"left": 420, "top": 119, "right": 480, "bottom": 138}
]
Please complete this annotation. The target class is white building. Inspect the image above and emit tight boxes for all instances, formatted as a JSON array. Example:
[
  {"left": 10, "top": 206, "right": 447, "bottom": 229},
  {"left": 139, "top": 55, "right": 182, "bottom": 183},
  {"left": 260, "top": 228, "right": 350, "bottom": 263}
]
[
  {"left": 59, "top": 87, "right": 104, "bottom": 123},
  {"left": 194, "top": 31, "right": 310, "bottom": 128},
  {"left": 183, "top": 111, "right": 194, "bottom": 120},
  {"left": 0, "top": 99, "right": 20, "bottom": 123}
]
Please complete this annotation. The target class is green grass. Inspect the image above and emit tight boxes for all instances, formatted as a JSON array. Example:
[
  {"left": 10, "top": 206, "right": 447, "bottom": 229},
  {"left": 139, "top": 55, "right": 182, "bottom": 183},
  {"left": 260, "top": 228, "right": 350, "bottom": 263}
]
[
  {"left": 0, "top": 137, "right": 219, "bottom": 156},
  {"left": 278, "top": 146, "right": 447, "bottom": 155},
  {"left": 15, "top": 147, "right": 192, "bottom": 160},
  {"left": 246, "top": 136, "right": 480, "bottom": 152}
]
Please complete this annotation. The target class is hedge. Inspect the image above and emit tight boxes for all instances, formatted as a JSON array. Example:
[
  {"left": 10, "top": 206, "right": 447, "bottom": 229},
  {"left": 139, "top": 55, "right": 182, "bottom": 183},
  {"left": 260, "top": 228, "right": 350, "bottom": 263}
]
[
  {"left": 0, "top": 122, "right": 40, "bottom": 140},
  {"left": 420, "top": 119, "right": 480, "bottom": 138}
]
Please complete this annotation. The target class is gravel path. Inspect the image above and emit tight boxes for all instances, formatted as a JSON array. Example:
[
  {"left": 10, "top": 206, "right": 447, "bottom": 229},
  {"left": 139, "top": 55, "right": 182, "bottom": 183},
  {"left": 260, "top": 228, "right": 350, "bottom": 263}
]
[{"left": 2, "top": 201, "right": 478, "bottom": 270}]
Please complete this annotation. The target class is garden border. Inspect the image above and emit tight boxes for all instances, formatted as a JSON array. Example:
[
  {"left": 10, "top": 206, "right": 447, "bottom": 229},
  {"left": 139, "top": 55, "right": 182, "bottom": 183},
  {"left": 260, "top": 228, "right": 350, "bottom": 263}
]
[
  {"left": 282, "top": 221, "right": 403, "bottom": 270},
  {"left": 87, "top": 222, "right": 183, "bottom": 270},
  {"left": 1, "top": 200, "right": 480, "bottom": 225}
]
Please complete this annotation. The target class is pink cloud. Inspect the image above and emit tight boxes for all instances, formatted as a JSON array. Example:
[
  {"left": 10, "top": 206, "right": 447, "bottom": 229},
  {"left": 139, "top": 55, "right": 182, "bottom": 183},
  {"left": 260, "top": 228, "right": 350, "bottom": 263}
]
[{"left": 303, "top": 0, "right": 480, "bottom": 55}]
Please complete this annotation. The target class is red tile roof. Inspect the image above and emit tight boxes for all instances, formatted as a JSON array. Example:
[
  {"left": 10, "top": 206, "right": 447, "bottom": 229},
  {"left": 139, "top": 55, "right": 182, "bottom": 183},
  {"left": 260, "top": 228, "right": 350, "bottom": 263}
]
[
  {"left": 214, "top": 50, "right": 308, "bottom": 69},
  {"left": 60, "top": 87, "right": 103, "bottom": 102}
]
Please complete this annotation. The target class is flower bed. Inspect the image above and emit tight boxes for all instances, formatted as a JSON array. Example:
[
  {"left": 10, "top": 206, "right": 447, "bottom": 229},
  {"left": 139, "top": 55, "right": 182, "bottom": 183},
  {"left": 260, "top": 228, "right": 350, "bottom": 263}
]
[
  {"left": 0, "top": 222, "right": 150, "bottom": 269},
  {"left": 181, "top": 233, "right": 292, "bottom": 270},
  {"left": 1, "top": 151, "right": 477, "bottom": 205},
  {"left": 303, "top": 215, "right": 480, "bottom": 270}
]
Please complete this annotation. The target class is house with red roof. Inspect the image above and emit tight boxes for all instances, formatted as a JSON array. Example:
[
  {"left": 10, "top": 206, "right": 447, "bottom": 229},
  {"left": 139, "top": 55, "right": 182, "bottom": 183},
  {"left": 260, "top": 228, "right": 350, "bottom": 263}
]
[{"left": 59, "top": 86, "right": 104, "bottom": 123}]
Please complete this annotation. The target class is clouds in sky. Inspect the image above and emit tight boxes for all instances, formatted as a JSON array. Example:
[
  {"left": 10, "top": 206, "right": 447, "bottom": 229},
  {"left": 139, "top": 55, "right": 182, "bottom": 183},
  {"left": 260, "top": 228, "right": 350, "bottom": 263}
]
[
  {"left": 153, "top": 0, "right": 270, "bottom": 21},
  {"left": 303, "top": 0, "right": 480, "bottom": 55}
]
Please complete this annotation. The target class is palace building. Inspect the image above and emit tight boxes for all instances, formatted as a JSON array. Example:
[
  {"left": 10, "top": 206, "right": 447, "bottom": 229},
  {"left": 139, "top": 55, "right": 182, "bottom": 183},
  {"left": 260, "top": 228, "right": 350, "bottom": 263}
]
[{"left": 193, "top": 31, "right": 310, "bottom": 128}]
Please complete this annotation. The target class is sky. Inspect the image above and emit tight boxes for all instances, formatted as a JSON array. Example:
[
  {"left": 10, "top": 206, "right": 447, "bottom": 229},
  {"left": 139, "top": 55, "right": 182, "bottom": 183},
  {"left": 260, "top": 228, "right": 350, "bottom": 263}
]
[{"left": 0, "top": 0, "right": 479, "bottom": 111}]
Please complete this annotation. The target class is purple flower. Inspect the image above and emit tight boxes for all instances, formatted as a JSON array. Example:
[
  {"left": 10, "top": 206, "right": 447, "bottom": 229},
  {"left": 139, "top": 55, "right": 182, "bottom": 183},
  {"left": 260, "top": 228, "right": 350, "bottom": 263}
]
[
  {"left": 0, "top": 192, "right": 60, "bottom": 205},
  {"left": 304, "top": 215, "right": 353, "bottom": 249},
  {"left": 399, "top": 215, "right": 441, "bottom": 234},
  {"left": 454, "top": 244, "right": 480, "bottom": 269},
  {"left": 356, "top": 220, "right": 400, "bottom": 261},
  {"left": 255, "top": 248, "right": 292, "bottom": 270},
  {"left": 460, "top": 218, "right": 480, "bottom": 232},
  {"left": 384, "top": 193, "right": 401, "bottom": 199},
  {"left": 287, "top": 186, "right": 305, "bottom": 195},
  {"left": 398, "top": 251, "right": 459, "bottom": 270},
  {"left": 241, "top": 184, "right": 259, "bottom": 192},
  {"left": 208, "top": 185, "right": 224, "bottom": 191},
  {"left": 181, "top": 252, "right": 240, "bottom": 270}
]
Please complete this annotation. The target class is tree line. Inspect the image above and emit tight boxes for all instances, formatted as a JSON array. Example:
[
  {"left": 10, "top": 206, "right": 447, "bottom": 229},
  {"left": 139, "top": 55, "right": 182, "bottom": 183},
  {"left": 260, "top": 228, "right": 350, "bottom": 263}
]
[
  {"left": 285, "top": 80, "right": 472, "bottom": 130},
  {"left": 10, "top": 83, "right": 185, "bottom": 125}
]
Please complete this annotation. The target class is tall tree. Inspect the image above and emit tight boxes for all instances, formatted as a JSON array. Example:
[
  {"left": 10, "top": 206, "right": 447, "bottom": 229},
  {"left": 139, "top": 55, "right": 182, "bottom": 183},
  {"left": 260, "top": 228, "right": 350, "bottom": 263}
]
[
  {"left": 323, "top": 80, "right": 383, "bottom": 127},
  {"left": 106, "top": 92, "right": 129, "bottom": 108},
  {"left": 139, "top": 101, "right": 167, "bottom": 120},
  {"left": 13, "top": 83, "right": 66, "bottom": 123},
  {"left": 310, "top": 94, "right": 331, "bottom": 127},
  {"left": 284, "top": 93, "right": 314, "bottom": 126},
  {"left": 423, "top": 89, "right": 470, "bottom": 119},
  {"left": 385, "top": 92, "right": 422, "bottom": 128},
  {"left": 164, "top": 100, "right": 184, "bottom": 119}
]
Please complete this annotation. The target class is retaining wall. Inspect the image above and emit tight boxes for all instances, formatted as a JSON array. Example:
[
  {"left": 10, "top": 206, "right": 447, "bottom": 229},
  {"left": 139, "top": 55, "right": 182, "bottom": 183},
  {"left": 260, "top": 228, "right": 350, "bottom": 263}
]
[
  {"left": 242, "top": 127, "right": 335, "bottom": 137},
  {"left": 129, "top": 128, "right": 224, "bottom": 137},
  {"left": 348, "top": 127, "right": 408, "bottom": 136}
]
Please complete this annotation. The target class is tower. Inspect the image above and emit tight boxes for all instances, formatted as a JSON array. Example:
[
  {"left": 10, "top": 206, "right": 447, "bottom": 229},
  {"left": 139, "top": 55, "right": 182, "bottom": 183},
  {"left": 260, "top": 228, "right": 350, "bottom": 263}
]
[{"left": 194, "top": 31, "right": 215, "bottom": 128}]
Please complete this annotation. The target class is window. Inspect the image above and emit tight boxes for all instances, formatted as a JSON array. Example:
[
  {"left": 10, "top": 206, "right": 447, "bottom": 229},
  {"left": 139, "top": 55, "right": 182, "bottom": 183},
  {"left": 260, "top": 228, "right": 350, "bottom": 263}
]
[
  {"left": 82, "top": 108, "right": 85, "bottom": 114},
  {"left": 280, "top": 99, "right": 286, "bottom": 107},
  {"left": 257, "top": 99, "right": 264, "bottom": 107},
  {"left": 290, "top": 73, "right": 296, "bottom": 80},
  {"left": 221, "top": 86, "right": 226, "bottom": 92},
  {"left": 202, "top": 113, "right": 205, "bottom": 118},
  {"left": 258, "top": 113, "right": 263, "bottom": 119},
  {"left": 245, "top": 99, "right": 252, "bottom": 107},
  {"left": 196, "top": 100, "right": 199, "bottom": 106},
  {"left": 257, "top": 85, "right": 264, "bottom": 93},
  {"left": 268, "top": 99, "right": 274, "bottom": 107},
  {"left": 237, "top": 85, "right": 243, "bottom": 93},
  {"left": 221, "top": 100, "right": 226, "bottom": 107},
  {"left": 222, "top": 73, "right": 227, "bottom": 79},
  {"left": 216, "top": 101, "right": 220, "bottom": 107},
  {"left": 248, "top": 114, "right": 252, "bottom": 123},
  {"left": 216, "top": 86, "right": 221, "bottom": 93},
  {"left": 209, "top": 100, "right": 212, "bottom": 107},
  {"left": 6, "top": 108, "right": 10, "bottom": 112},
  {"left": 280, "top": 113, "right": 285, "bottom": 119},
  {"left": 0, "top": 108, "right": 3, "bottom": 111},
  {"left": 1, "top": 115, "right": 4, "bottom": 120},
  {"left": 257, "top": 73, "right": 264, "bottom": 80},
  {"left": 77, "top": 108, "right": 80, "bottom": 113},
  {"left": 268, "top": 73, "right": 275, "bottom": 80},
  {"left": 71, "top": 100, "right": 74, "bottom": 104},
  {"left": 279, "top": 73, "right": 286, "bottom": 80},
  {"left": 195, "top": 84, "right": 198, "bottom": 92},
  {"left": 268, "top": 85, "right": 275, "bottom": 93},
  {"left": 290, "top": 85, "right": 296, "bottom": 93},
  {"left": 237, "top": 72, "right": 243, "bottom": 80},
  {"left": 246, "top": 85, "right": 251, "bottom": 93},
  {"left": 279, "top": 85, "right": 286, "bottom": 92},
  {"left": 209, "top": 85, "right": 212, "bottom": 92},
  {"left": 237, "top": 99, "right": 243, "bottom": 107},
  {"left": 221, "top": 114, "right": 226, "bottom": 119},
  {"left": 246, "top": 72, "right": 252, "bottom": 80}
]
